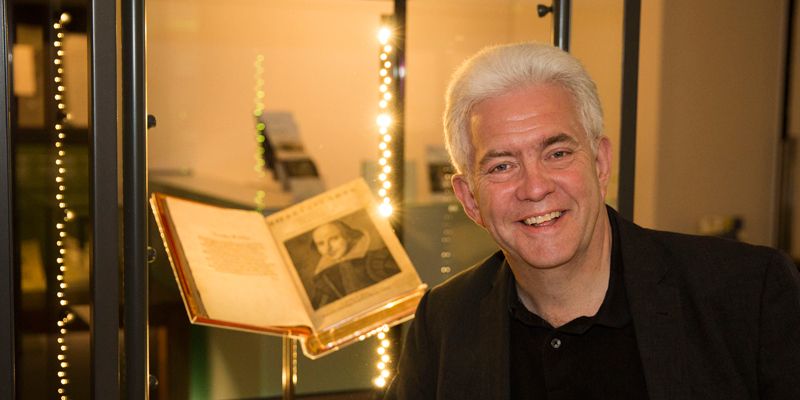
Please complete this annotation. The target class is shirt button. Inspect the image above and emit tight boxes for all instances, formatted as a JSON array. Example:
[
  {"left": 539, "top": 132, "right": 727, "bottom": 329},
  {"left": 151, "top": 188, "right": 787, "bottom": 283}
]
[{"left": 550, "top": 338, "right": 562, "bottom": 349}]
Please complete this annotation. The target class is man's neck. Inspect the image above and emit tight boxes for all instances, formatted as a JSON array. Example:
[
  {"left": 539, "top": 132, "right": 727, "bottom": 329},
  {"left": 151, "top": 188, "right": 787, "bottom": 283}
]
[{"left": 511, "top": 217, "right": 613, "bottom": 328}]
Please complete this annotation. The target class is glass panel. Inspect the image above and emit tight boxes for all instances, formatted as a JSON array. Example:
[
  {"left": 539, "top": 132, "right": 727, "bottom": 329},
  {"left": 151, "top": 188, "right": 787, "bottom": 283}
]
[
  {"left": 402, "top": 0, "right": 551, "bottom": 288},
  {"left": 572, "top": 0, "right": 624, "bottom": 208},
  {"left": 145, "top": 0, "right": 628, "bottom": 397},
  {"left": 11, "top": 2, "right": 92, "bottom": 399},
  {"left": 147, "top": 1, "right": 398, "bottom": 397}
]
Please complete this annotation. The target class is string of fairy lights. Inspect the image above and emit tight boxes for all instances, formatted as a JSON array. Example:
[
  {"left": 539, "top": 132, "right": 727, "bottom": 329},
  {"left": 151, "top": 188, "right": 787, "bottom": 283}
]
[
  {"left": 372, "top": 325, "right": 393, "bottom": 387},
  {"left": 253, "top": 54, "right": 268, "bottom": 210},
  {"left": 52, "top": 11, "right": 74, "bottom": 400},
  {"left": 373, "top": 19, "right": 397, "bottom": 388},
  {"left": 375, "top": 21, "right": 396, "bottom": 219}
]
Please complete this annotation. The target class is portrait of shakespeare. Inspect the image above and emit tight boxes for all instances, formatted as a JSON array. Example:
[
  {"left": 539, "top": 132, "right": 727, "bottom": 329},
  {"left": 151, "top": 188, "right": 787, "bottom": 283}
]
[{"left": 306, "top": 219, "right": 400, "bottom": 309}]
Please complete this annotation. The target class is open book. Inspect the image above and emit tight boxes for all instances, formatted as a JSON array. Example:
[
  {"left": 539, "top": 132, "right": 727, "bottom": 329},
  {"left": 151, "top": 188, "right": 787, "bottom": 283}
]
[{"left": 150, "top": 179, "right": 426, "bottom": 358}]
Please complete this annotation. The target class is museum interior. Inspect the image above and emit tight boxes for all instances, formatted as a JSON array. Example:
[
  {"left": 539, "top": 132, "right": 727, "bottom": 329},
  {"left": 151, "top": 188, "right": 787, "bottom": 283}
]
[{"left": 1, "top": 0, "right": 799, "bottom": 398}]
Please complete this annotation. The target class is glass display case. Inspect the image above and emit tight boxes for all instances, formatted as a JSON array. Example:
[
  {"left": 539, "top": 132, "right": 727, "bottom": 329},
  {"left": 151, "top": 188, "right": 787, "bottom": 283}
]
[{"left": 0, "top": 0, "right": 638, "bottom": 398}]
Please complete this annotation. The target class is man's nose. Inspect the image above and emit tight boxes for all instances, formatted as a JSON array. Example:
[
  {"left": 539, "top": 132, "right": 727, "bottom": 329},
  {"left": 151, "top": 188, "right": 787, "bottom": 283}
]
[{"left": 515, "top": 162, "right": 555, "bottom": 202}]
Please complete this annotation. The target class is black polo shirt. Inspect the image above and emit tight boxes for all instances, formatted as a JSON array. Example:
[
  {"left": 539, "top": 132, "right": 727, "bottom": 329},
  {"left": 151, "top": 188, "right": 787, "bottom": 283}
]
[{"left": 508, "top": 213, "right": 649, "bottom": 399}]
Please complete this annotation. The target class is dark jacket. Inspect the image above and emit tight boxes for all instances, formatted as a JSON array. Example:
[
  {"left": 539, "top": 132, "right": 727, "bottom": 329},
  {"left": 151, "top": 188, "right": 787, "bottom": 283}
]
[{"left": 386, "top": 209, "right": 800, "bottom": 399}]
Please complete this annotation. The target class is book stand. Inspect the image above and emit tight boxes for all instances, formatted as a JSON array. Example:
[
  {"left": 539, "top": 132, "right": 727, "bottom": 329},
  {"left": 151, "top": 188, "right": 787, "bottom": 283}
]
[{"left": 282, "top": 337, "right": 298, "bottom": 399}]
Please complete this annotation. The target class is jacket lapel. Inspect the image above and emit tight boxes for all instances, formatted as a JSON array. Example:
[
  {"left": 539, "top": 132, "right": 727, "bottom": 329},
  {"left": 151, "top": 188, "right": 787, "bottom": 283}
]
[
  {"left": 615, "top": 213, "right": 689, "bottom": 400},
  {"left": 472, "top": 256, "right": 512, "bottom": 400}
]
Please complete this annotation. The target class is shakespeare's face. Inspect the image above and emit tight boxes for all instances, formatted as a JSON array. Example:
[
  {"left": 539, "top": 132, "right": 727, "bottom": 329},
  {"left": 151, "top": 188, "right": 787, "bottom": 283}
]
[
  {"left": 312, "top": 223, "right": 348, "bottom": 261},
  {"left": 452, "top": 84, "right": 611, "bottom": 271}
]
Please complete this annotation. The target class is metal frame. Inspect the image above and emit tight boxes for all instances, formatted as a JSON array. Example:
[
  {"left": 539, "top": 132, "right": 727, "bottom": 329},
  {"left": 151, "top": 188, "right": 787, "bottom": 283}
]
[
  {"left": 1, "top": 0, "right": 16, "bottom": 397},
  {"left": 553, "top": 0, "right": 571, "bottom": 51},
  {"left": 90, "top": 0, "right": 121, "bottom": 396},
  {"left": 617, "top": 0, "right": 641, "bottom": 219},
  {"left": 122, "top": 0, "right": 149, "bottom": 397},
  {"left": 777, "top": 0, "right": 796, "bottom": 252},
  {"left": 392, "top": 0, "right": 406, "bottom": 235}
]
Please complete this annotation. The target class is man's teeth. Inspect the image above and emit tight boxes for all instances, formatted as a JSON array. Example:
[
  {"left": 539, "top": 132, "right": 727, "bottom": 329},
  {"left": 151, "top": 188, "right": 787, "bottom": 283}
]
[{"left": 524, "top": 211, "right": 562, "bottom": 226}]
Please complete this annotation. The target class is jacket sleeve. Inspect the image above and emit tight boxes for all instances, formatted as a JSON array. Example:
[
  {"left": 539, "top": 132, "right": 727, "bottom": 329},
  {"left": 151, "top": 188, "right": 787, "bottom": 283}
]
[
  {"left": 758, "top": 251, "right": 800, "bottom": 398},
  {"left": 384, "top": 291, "right": 436, "bottom": 400}
]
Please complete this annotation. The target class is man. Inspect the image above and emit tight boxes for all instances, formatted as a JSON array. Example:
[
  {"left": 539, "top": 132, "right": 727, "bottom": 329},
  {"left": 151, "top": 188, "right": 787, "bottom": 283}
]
[
  {"left": 386, "top": 43, "right": 800, "bottom": 399},
  {"left": 308, "top": 220, "right": 400, "bottom": 308}
]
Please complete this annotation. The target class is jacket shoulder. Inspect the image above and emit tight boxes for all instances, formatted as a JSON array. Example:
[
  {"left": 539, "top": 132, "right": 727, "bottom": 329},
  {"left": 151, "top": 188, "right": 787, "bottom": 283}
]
[
  {"left": 424, "top": 251, "right": 506, "bottom": 311},
  {"left": 624, "top": 218, "right": 784, "bottom": 264},
  {"left": 615, "top": 214, "right": 795, "bottom": 284}
]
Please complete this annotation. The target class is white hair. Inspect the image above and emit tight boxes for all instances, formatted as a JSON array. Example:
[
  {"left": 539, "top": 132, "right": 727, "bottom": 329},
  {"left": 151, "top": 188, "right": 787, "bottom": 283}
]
[{"left": 444, "top": 42, "right": 604, "bottom": 175}]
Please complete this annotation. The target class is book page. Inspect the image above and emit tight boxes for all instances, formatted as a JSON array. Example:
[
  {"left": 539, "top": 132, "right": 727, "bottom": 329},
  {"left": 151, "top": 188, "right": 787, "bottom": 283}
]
[
  {"left": 164, "top": 196, "right": 312, "bottom": 329},
  {"left": 266, "top": 179, "right": 423, "bottom": 331}
]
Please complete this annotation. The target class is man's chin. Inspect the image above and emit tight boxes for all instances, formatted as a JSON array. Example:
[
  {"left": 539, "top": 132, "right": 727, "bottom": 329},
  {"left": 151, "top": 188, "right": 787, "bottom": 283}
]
[{"left": 504, "top": 245, "right": 577, "bottom": 271}]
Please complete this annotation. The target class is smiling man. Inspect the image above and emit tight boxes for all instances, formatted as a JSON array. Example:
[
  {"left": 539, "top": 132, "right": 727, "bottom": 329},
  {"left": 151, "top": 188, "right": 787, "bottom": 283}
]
[{"left": 385, "top": 43, "right": 800, "bottom": 399}]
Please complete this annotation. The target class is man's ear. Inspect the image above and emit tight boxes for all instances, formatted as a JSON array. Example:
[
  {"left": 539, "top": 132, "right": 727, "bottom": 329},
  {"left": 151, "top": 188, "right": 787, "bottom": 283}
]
[
  {"left": 595, "top": 136, "right": 612, "bottom": 197},
  {"left": 452, "top": 174, "right": 484, "bottom": 227}
]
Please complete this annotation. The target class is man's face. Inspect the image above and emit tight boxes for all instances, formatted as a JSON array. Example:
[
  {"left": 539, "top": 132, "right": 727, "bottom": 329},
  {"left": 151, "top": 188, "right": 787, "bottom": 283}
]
[
  {"left": 452, "top": 84, "right": 611, "bottom": 271},
  {"left": 312, "top": 223, "right": 348, "bottom": 260}
]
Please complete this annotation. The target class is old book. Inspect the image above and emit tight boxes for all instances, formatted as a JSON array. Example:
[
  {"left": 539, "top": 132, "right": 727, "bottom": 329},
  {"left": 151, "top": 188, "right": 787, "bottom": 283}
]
[{"left": 150, "top": 179, "right": 426, "bottom": 358}]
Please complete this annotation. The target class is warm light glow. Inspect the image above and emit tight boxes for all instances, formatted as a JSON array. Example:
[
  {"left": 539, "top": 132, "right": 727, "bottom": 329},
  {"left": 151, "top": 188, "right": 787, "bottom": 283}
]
[
  {"left": 378, "top": 27, "right": 392, "bottom": 44},
  {"left": 376, "top": 114, "right": 392, "bottom": 128},
  {"left": 375, "top": 19, "right": 398, "bottom": 385},
  {"left": 378, "top": 203, "right": 393, "bottom": 217}
]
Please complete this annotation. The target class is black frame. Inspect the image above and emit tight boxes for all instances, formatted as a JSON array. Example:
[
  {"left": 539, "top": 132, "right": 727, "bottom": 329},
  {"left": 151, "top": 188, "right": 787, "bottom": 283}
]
[
  {"left": 617, "top": 0, "right": 641, "bottom": 219},
  {"left": 121, "top": 0, "right": 149, "bottom": 397},
  {"left": 90, "top": 0, "right": 121, "bottom": 396},
  {"left": 1, "top": 0, "right": 16, "bottom": 397}
]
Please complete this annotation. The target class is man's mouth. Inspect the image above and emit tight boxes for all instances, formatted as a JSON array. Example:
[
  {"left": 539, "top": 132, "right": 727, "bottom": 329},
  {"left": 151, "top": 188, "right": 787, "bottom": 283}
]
[{"left": 523, "top": 211, "right": 563, "bottom": 227}]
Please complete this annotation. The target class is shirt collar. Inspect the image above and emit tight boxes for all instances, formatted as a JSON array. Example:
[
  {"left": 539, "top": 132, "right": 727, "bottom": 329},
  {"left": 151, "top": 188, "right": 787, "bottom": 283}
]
[{"left": 507, "top": 207, "right": 631, "bottom": 332}]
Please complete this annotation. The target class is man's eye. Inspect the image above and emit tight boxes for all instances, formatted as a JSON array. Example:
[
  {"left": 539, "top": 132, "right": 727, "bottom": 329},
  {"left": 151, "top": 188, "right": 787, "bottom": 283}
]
[
  {"left": 551, "top": 150, "right": 571, "bottom": 159},
  {"left": 488, "top": 163, "right": 510, "bottom": 173}
]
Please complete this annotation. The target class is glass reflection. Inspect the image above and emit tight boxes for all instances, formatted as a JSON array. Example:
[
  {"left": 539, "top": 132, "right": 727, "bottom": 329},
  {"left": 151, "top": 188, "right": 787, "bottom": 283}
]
[
  {"left": 12, "top": 3, "right": 91, "bottom": 399},
  {"left": 143, "top": 0, "right": 624, "bottom": 398}
]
